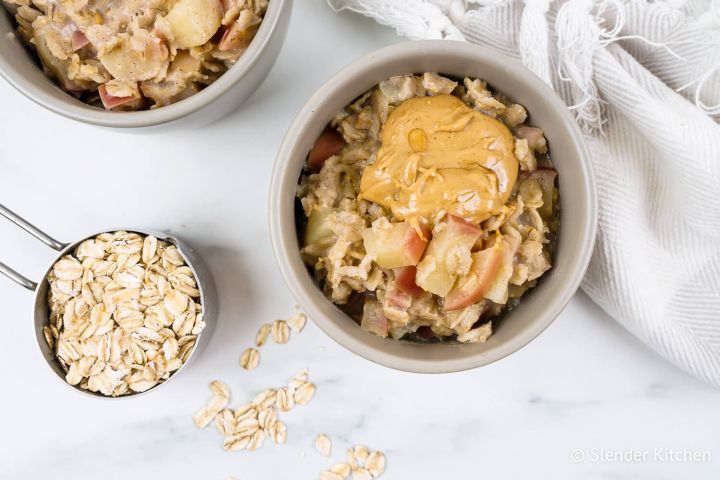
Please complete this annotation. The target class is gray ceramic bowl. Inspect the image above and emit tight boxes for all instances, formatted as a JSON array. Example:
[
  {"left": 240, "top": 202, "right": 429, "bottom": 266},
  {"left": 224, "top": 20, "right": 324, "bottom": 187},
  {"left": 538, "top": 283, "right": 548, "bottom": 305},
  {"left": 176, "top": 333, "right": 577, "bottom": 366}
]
[
  {"left": 0, "top": 0, "right": 291, "bottom": 129},
  {"left": 269, "top": 40, "right": 597, "bottom": 373}
]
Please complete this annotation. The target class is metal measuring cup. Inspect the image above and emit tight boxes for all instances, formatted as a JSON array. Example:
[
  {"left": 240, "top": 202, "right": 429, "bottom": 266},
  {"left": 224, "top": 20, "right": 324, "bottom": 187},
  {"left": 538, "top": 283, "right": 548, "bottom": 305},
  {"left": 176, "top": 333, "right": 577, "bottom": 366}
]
[{"left": 0, "top": 204, "right": 216, "bottom": 398}]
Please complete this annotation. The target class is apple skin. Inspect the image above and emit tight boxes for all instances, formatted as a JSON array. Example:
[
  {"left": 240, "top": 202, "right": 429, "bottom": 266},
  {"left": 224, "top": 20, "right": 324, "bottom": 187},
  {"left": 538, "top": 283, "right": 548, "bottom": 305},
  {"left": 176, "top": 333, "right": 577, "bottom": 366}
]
[
  {"left": 363, "top": 222, "right": 430, "bottom": 269},
  {"left": 393, "top": 266, "right": 425, "bottom": 298},
  {"left": 307, "top": 129, "right": 346, "bottom": 172},
  {"left": 98, "top": 85, "right": 139, "bottom": 110},
  {"left": 218, "top": 21, "right": 259, "bottom": 51},
  {"left": 444, "top": 243, "right": 505, "bottom": 311},
  {"left": 71, "top": 31, "right": 90, "bottom": 51},
  {"left": 415, "top": 215, "right": 483, "bottom": 297}
]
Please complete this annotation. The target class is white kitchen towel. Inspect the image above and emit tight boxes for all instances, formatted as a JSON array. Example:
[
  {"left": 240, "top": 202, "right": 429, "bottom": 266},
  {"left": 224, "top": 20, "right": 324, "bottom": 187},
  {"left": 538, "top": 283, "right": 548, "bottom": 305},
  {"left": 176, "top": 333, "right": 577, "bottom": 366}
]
[{"left": 328, "top": 0, "right": 720, "bottom": 387}]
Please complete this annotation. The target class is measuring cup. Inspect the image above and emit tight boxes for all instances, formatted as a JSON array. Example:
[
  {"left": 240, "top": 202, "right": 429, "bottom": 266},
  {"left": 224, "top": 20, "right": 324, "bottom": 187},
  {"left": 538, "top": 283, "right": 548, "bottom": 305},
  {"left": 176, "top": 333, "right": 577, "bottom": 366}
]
[{"left": 0, "top": 204, "right": 216, "bottom": 398}]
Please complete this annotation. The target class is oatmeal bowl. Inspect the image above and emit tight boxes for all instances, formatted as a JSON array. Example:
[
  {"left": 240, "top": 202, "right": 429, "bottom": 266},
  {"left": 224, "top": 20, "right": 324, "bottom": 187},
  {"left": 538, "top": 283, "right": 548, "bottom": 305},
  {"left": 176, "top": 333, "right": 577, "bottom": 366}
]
[
  {"left": 0, "top": 0, "right": 290, "bottom": 128},
  {"left": 269, "top": 40, "right": 596, "bottom": 373}
]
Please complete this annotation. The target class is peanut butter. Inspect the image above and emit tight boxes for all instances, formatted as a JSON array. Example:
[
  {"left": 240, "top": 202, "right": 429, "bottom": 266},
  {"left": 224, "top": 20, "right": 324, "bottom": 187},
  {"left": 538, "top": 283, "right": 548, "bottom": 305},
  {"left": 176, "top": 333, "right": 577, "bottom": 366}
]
[{"left": 359, "top": 94, "right": 518, "bottom": 225}]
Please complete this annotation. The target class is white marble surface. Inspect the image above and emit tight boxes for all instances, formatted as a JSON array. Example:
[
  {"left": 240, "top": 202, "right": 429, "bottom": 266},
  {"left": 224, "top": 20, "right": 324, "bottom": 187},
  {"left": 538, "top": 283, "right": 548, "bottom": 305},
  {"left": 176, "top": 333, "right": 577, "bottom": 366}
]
[{"left": 0, "top": 2, "right": 718, "bottom": 479}]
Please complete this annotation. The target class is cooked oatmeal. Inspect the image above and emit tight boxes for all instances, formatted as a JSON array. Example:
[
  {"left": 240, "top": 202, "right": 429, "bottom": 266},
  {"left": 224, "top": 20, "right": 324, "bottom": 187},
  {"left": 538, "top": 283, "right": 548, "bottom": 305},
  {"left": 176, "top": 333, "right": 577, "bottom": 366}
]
[
  {"left": 4, "top": 0, "right": 267, "bottom": 109},
  {"left": 297, "top": 73, "right": 559, "bottom": 343}
]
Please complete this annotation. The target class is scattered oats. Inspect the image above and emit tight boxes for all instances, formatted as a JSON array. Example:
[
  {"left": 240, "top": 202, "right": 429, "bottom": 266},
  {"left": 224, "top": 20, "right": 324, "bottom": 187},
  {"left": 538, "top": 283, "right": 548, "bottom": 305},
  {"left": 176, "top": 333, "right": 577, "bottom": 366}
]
[
  {"left": 271, "top": 319, "right": 290, "bottom": 344},
  {"left": 247, "top": 429, "right": 265, "bottom": 451},
  {"left": 288, "top": 368, "right": 309, "bottom": 391},
  {"left": 215, "top": 409, "right": 236, "bottom": 436},
  {"left": 210, "top": 380, "right": 231, "bottom": 399},
  {"left": 276, "top": 387, "right": 295, "bottom": 412},
  {"left": 240, "top": 347, "right": 260, "bottom": 370},
  {"left": 287, "top": 312, "right": 307, "bottom": 332},
  {"left": 315, "top": 433, "right": 332, "bottom": 457},
  {"left": 45, "top": 231, "right": 204, "bottom": 397},
  {"left": 195, "top": 370, "right": 314, "bottom": 453},
  {"left": 193, "top": 380, "right": 230, "bottom": 428},
  {"left": 353, "top": 445, "right": 369, "bottom": 464},
  {"left": 294, "top": 382, "right": 316, "bottom": 405},
  {"left": 366, "top": 451, "right": 386, "bottom": 477},
  {"left": 258, "top": 407, "right": 277, "bottom": 429},
  {"left": 330, "top": 462, "right": 352, "bottom": 478},
  {"left": 255, "top": 323, "right": 272, "bottom": 347},
  {"left": 352, "top": 468, "right": 372, "bottom": 480},
  {"left": 224, "top": 434, "right": 251, "bottom": 452},
  {"left": 320, "top": 471, "right": 344, "bottom": 480},
  {"left": 253, "top": 389, "right": 277, "bottom": 409},
  {"left": 347, "top": 448, "right": 357, "bottom": 469},
  {"left": 270, "top": 421, "right": 287, "bottom": 444}
]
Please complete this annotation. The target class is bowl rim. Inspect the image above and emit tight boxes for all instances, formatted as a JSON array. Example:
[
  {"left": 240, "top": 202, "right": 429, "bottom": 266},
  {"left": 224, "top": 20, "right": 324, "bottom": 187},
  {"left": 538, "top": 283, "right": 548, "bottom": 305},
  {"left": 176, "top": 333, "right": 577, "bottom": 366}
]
[
  {"left": 0, "top": 0, "right": 287, "bottom": 128},
  {"left": 269, "top": 40, "right": 597, "bottom": 373}
]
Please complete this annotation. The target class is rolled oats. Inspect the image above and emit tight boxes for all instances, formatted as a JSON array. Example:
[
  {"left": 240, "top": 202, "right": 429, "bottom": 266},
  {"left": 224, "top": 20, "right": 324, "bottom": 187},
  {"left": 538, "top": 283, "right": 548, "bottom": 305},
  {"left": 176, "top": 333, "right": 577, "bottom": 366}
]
[
  {"left": 45, "top": 232, "right": 204, "bottom": 397},
  {"left": 315, "top": 433, "right": 332, "bottom": 457},
  {"left": 287, "top": 312, "right": 307, "bottom": 333},
  {"left": 271, "top": 319, "right": 290, "bottom": 344},
  {"left": 365, "top": 451, "right": 386, "bottom": 477},
  {"left": 255, "top": 323, "right": 272, "bottom": 347},
  {"left": 320, "top": 472, "right": 344, "bottom": 480},
  {"left": 275, "top": 387, "right": 295, "bottom": 412},
  {"left": 330, "top": 463, "right": 352, "bottom": 478},
  {"left": 294, "top": 382, "right": 316, "bottom": 405},
  {"left": 352, "top": 468, "right": 372, "bottom": 480},
  {"left": 269, "top": 421, "right": 287, "bottom": 444},
  {"left": 194, "top": 369, "right": 314, "bottom": 453},
  {"left": 239, "top": 347, "right": 260, "bottom": 370}
]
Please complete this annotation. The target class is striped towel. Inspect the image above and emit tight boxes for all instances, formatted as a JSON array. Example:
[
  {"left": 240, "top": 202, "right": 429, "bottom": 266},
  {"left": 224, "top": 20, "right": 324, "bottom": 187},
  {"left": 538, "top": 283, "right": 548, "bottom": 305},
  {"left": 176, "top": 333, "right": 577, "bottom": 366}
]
[{"left": 328, "top": 0, "right": 720, "bottom": 386}]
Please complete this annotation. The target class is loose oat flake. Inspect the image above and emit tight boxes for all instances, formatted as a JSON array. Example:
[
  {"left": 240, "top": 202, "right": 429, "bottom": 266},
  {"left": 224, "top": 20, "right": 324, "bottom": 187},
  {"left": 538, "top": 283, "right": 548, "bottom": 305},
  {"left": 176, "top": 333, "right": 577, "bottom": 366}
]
[
  {"left": 45, "top": 231, "right": 204, "bottom": 397},
  {"left": 271, "top": 319, "right": 290, "bottom": 344},
  {"left": 315, "top": 433, "right": 332, "bottom": 457},
  {"left": 287, "top": 312, "right": 307, "bottom": 332},
  {"left": 240, "top": 347, "right": 260, "bottom": 370}
]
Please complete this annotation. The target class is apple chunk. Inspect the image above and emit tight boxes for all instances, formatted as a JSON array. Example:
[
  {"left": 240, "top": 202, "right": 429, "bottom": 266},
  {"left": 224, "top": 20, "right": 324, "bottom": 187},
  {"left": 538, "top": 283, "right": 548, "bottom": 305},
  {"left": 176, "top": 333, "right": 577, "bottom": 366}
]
[
  {"left": 393, "top": 266, "right": 424, "bottom": 298},
  {"left": 415, "top": 215, "right": 482, "bottom": 297},
  {"left": 304, "top": 207, "right": 335, "bottom": 246},
  {"left": 444, "top": 243, "right": 505, "bottom": 310},
  {"left": 362, "top": 221, "right": 429, "bottom": 269},
  {"left": 307, "top": 128, "right": 346, "bottom": 172}
]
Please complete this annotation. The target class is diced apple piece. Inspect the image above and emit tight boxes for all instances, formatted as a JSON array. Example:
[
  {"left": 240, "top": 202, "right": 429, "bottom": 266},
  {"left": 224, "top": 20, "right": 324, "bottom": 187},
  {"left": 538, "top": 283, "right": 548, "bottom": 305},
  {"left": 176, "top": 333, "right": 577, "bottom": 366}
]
[
  {"left": 362, "top": 221, "right": 429, "bottom": 269},
  {"left": 415, "top": 215, "right": 482, "bottom": 297},
  {"left": 304, "top": 208, "right": 335, "bottom": 246},
  {"left": 528, "top": 169, "right": 558, "bottom": 218},
  {"left": 515, "top": 126, "right": 548, "bottom": 153},
  {"left": 167, "top": 0, "right": 223, "bottom": 48},
  {"left": 218, "top": 20, "right": 259, "bottom": 51},
  {"left": 307, "top": 129, "right": 345, "bottom": 172},
  {"left": 444, "top": 243, "right": 504, "bottom": 310},
  {"left": 394, "top": 266, "right": 424, "bottom": 298},
  {"left": 98, "top": 84, "right": 140, "bottom": 110},
  {"left": 361, "top": 300, "right": 388, "bottom": 338},
  {"left": 384, "top": 283, "right": 412, "bottom": 311},
  {"left": 71, "top": 30, "right": 90, "bottom": 51},
  {"left": 484, "top": 237, "right": 520, "bottom": 305}
]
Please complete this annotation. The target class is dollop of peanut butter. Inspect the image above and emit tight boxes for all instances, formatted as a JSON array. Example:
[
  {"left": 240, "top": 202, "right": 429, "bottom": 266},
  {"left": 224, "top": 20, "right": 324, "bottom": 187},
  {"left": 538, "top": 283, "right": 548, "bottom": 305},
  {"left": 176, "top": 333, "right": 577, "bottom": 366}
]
[{"left": 359, "top": 94, "right": 518, "bottom": 225}]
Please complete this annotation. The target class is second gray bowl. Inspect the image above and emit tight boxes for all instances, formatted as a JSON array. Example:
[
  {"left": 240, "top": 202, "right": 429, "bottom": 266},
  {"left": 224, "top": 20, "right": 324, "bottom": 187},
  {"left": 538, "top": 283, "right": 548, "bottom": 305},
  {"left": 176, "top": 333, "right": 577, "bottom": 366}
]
[{"left": 0, "top": 0, "right": 291, "bottom": 129}]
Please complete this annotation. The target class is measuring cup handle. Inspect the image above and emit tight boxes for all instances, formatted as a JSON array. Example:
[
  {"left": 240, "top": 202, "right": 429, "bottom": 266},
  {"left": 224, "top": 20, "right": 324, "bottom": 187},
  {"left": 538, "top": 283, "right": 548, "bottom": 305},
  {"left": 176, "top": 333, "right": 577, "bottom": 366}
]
[
  {"left": 0, "top": 204, "right": 68, "bottom": 251},
  {"left": 0, "top": 262, "right": 38, "bottom": 291},
  {"left": 0, "top": 203, "right": 68, "bottom": 291}
]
